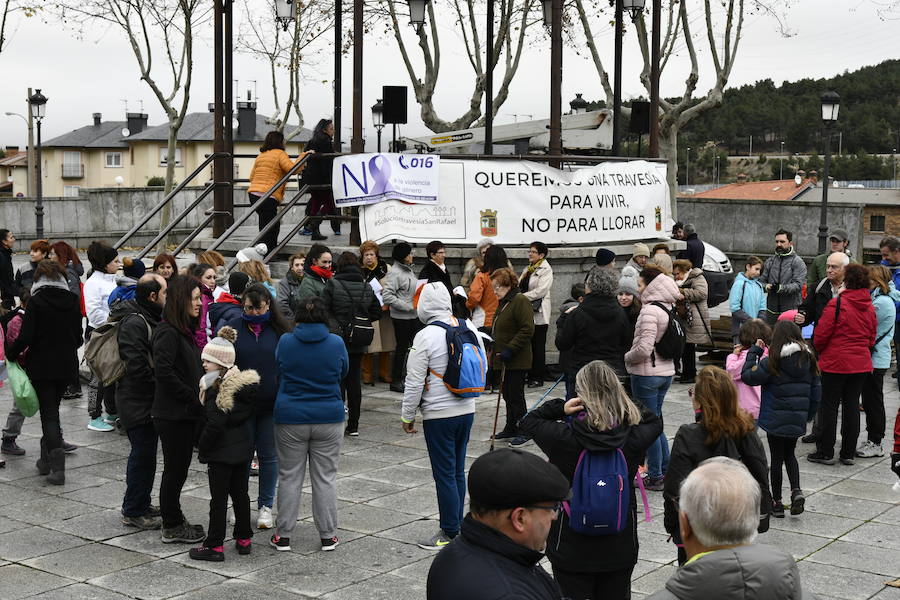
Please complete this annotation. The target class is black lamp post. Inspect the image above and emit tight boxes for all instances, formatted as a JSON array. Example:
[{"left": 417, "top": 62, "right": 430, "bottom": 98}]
[
  {"left": 407, "top": 0, "right": 428, "bottom": 32},
  {"left": 818, "top": 90, "right": 840, "bottom": 254},
  {"left": 611, "top": 0, "right": 645, "bottom": 156},
  {"left": 569, "top": 93, "right": 589, "bottom": 115},
  {"left": 28, "top": 89, "right": 47, "bottom": 239},
  {"left": 540, "top": 0, "right": 563, "bottom": 165},
  {"left": 371, "top": 99, "right": 385, "bottom": 152},
  {"left": 275, "top": 0, "right": 294, "bottom": 30}
]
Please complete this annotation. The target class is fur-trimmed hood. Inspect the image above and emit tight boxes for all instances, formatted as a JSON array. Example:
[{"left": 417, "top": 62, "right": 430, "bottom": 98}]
[{"left": 214, "top": 369, "right": 260, "bottom": 412}]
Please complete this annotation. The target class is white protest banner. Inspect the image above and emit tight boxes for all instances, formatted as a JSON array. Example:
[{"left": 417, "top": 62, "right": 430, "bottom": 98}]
[
  {"left": 332, "top": 153, "right": 441, "bottom": 207},
  {"left": 358, "top": 159, "right": 669, "bottom": 245}
]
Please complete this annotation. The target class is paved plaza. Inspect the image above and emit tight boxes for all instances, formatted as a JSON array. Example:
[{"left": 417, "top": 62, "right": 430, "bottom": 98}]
[{"left": 0, "top": 373, "right": 898, "bottom": 600}]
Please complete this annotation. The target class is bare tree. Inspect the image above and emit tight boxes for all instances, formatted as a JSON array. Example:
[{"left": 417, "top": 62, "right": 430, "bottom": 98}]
[
  {"left": 1, "top": 0, "right": 39, "bottom": 55},
  {"left": 375, "top": 0, "right": 537, "bottom": 133},
  {"left": 573, "top": 0, "right": 792, "bottom": 215},
  {"left": 237, "top": 0, "right": 333, "bottom": 140},
  {"left": 56, "top": 0, "right": 209, "bottom": 247}
]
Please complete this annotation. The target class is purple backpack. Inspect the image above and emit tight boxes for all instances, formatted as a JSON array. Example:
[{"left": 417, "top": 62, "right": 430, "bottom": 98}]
[{"left": 563, "top": 447, "right": 631, "bottom": 536}]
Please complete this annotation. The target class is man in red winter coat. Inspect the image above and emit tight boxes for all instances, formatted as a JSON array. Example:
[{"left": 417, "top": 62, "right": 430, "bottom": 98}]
[{"left": 807, "top": 264, "right": 877, "bottom": 466}]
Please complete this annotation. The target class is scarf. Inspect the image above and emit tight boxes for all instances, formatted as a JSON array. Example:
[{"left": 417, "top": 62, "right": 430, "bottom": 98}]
[
  {"left": 520, "top": 258, "right": 543, "bottom": 292},
  {"left": 310, "top": 265, "right": 333, "bottom": 280},
  {"left": 199, "top": 366, "right": 239, "bottom": 405},
  {"left": 241, "top": 311, "right": 269, "bottom": 339},
  {"left": 30, "top": 277, "right": 71, "bottom": 295}
]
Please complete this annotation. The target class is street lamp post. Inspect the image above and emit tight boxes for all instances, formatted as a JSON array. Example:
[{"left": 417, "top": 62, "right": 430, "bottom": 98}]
[
  {"left": 371, "top": 99, "right": 385, "bottom": 152},
  {"left": 3, "top": 110, "right": 33, "bottom": 197},
  {"left": 28, "top": 89, "right": 47, "bottom": 239},
  {"left": 540, "top": 0, "right": 563, "bottom": 166},
  {"left": 685, "top": 146, "right": 690, "bottom": 186},
  {"left": 818, "top": 90, "right": 840, "bottom": 254},
  {"left": 611, "top": 0, "right": 645, "bottom": 156},
  {"left": 778, "top": 141, "right": 785, "bottom": 179}
]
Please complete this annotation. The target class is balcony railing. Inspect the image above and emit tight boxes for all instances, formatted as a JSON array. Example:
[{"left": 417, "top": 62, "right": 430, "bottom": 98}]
[{"left": 61, "top": 164, "right": 84, "bottom": 179}]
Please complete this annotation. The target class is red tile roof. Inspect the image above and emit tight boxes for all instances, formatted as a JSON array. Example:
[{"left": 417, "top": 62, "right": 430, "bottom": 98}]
[
  {"left": 0, "top": 150, "right": 28, "bottom": 167},
  {"left": 681, "top": 179, "right": 814, "bottom": 201}
]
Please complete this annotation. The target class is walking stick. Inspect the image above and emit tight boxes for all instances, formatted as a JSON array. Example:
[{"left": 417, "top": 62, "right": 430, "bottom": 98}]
[
  {"left": 489, "top": 365, "right": 507, "bottom": 452},
  {"left": 527, "top": 373, "right": 566, "bottom": 413}
]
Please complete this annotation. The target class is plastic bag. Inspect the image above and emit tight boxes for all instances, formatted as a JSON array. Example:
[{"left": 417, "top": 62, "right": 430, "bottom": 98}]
[{"left": 7, "top": 360, "right": 39, "bottom": 417}]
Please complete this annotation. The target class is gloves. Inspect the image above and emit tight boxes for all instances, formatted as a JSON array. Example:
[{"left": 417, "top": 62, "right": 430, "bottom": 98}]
[
  {"left": 499, "top": 349, "right": 513, "bottom": 363},
  {"left": 891, "top": 453, "right": 900, "bottom": 479}
]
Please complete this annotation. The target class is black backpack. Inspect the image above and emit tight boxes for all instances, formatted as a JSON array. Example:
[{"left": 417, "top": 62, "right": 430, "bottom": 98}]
[
  {"left": 650, "top": 301, "right": 686, "bottom": 363},
  {"left": 334, "top": 279, "right": 375, "bottom": 352}
]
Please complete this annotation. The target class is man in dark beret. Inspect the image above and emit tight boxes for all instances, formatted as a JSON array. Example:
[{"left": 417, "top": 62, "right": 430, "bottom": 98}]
[{"left": 426, "top": 448, "right": 570, "bottom": 600}]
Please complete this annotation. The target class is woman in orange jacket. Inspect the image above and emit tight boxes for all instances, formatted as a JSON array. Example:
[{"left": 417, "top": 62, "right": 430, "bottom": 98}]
[{"left": 248, "top": 131, "right": 308, "bottom": 253}]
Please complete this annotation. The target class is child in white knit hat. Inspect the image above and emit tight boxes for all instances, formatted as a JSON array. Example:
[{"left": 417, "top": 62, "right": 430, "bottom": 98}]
[{"left": 190, "top": 326, "right": 260, "bottom": 562}]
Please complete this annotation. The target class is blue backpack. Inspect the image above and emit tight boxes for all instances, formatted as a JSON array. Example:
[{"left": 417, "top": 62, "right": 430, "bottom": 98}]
[
  {"left": 427, "top": 320, "right": 487, "bottom": 398},
  {"left": 564, "top": 446, "right": 631, "bottom": 536}
]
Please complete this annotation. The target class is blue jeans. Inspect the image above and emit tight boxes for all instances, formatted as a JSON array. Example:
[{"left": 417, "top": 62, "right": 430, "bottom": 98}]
[
  {"left": 246, "top": 411, "right": 278, "bottom": 509},
  {"left": 123, "top": 422, "right": 159, "bottom": 517},
  {"left": 423, "top": 413, "right": 474, "bottom": 537},
  {"left": 631, "top": 375, "right": 672, "bottom": 479}
]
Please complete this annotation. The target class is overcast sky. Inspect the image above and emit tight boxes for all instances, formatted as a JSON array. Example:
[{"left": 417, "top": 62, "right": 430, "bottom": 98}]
[{"left": 1, "top": 0, "right": 897, "bottom": 150}]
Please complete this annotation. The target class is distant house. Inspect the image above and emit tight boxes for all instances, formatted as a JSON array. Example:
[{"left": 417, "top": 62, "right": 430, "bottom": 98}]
[
  {"left": 0, "top": 147, "right": 29, "bottom": 197},
  {"left": 38, "top": 103, "right": 311, "bottom": 197}
]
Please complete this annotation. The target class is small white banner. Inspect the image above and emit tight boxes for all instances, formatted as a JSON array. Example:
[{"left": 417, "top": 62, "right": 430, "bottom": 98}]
[
  {"left": 332, "top": 153, "right": 440, "bottom": 207},
  {"left": 359, "top": 159, "right": 669, "bottom": 245}
]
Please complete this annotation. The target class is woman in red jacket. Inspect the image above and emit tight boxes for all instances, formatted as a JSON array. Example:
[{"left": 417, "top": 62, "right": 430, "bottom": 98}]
[{"left": 808, "top": 264, "right": 877, "bottom": 466}]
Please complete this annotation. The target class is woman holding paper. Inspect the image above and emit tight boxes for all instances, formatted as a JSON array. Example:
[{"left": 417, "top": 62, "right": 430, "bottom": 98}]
[{"left": 359, "top": 241, "right": 395, "bottom": 386}]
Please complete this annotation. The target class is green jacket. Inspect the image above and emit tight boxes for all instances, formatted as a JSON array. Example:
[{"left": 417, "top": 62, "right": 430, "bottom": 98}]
[
  {"left": 491, "top": 290, "right": 535, "bottom": 371},
  {"left": 807, "top": 251, "right": 856, "bottom": 289},
  {"left": 297, "top": 270, "right": 328, "bottom": 302}
]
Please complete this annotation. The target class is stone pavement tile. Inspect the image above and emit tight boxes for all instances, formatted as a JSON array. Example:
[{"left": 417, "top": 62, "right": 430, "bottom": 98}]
[
  {"left": 390, "top": 433, "right": 432, "bottom": 451},
  {"left": 87, "top": 439, "right": 135, "bottom": 458},
  {"left": 405, "top": 455, "right": 476, "bottom": 471},
  {"left": 797, "top": 559, "right": 890, "bottom": 600},
  {"left": 770, "top": 510, "right": 863, "bottom": 539},
  {"left": 88, "top": 559, "right": 225, "bottom": 600},
  {"left": 849, "top": 460, "right": 894, "bottom": 484},
  {"left": 345, "top": 444, "right": 428, "bottom": 464},
  {"left": 243, "top": 553, "right": 380, "bottom": 597},
  {"left": 0, "top": 516, "right": 24, "bottom": 534},
  {"left": 0, "top": 564, "right": 76, "bottom": 599},
  {"left": 802, "top": 491, "right": 895, "bottom": 520},
  {"left": 29, "top": 582, "right": 135, "bottom": 600},
  {"left": 335, "top": 476, "right": 407, "bottom": 503},
  {"left": 757, "top": 528, "right": 832, "bottom": 560},
  {"left": 784, "top": 471, "right": 846, "bottom": 494},
  {"left": 0, "top": 495, "right": 101, "bottom": 525},
  {"left": 328, "top": 534, "right": 431, "bottom": 573},
  {"left": 374, "top": 518, "right": 441, "bottom": 545},
  {"left": 0, "top": 482, "right": 35, "bottom": 504},
  {"left": 388, "top": 555, "right": 435, "bottom": 581},
  {"left": 806, "top": 540, "right": 899, "bottom": 577},
  {"left": 60, "top": 480, "right": 128, "bottom": 509},
  {"left": 166, "top": 540, "right": 296, "bottom": 577},
  {"left": 631, "top": 564, "right": 676, "bottom": 595},
  {"left": 366, "top": 485, "right": 439, "bottom": 517},
  {"left": 0, "top": 525, "right": 90, "bottom": 561},
  {"left": 336, "top": 454, "right": 393, "bottom": 477},
  {"left": 59, "top": 448, "right": 123, "bottom": 470},
  {"left": 170, "top": 578, "right": 316, "bottom": 600},
  {"left": 870, "top": 586, "right": 900, "bottom": 600},
  {"left": 12, "top": 471, "right": 115, "bottom": 496},
  {"left": 330, "top": 502, "right": 419, "bottom": 535},
  {"left": 338, "top": 436, "right": 384, "bottom": 454},
  {"left": 635, "top": 530, "right": 677, "bottom": 565},
  {"left": 44, "top": 508, "right": 134, "bottom": 542},
  {"left": 826, "top": 479, "right": 900, "bottom": 504},
  {"left": 840, "top": 522, "right": 900, "bottom": 550},
  {"left": 874, "top": 505, "right": 900, "bottom": 526},
  {"left": 23, "top": 542, "right": 154, "bottom": 581},
  {"left": 323, "top": 572, "right": 427, "bottom": 600},
  {"left": 103, "top": 528, "right": 185, "bottom": 559},
  {"left": 71, "top": 460, "right": 129, "bottom": 482},
  {"left": 356, "top": 465, "right": 436, "bottom": 489},
  {"left": 632, "top": 558, "right": 668, "bottom": 580}
]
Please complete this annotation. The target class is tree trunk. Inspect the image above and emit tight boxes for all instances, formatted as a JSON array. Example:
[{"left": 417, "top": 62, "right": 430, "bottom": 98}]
[
  {"left": 157, "top": 121, "right": 179, "bottom": 254},
  {"left": 659, "top": 122, "right": 679, "bottom": 221}
]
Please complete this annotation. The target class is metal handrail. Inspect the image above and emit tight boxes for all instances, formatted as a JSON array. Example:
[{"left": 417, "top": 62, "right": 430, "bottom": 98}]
[
  {"left": 134, "top": 182, "right": 229, "bottom": 259},
  {"left": 206, "top": 153, "right": 311, "bottom": 253},
  {"left": 171, "top": 211, "right": 230, "bottom": 256},
  {"left": 113, "top": 152, "right": 230, "bottom": 249},
  {"left": 261, "top": 212, "right": 356, "bottom": 265}
]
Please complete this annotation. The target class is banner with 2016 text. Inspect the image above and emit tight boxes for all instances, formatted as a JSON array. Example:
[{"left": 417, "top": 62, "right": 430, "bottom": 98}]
[
  {"left": 333, "top": 153, "right": 440, "bottom": 207},
  {"left": 358, "top": 159, "right": 670, "bottom": 245}
]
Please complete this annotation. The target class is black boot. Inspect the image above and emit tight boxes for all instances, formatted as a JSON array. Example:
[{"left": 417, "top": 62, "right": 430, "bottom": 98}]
[
  {"left": 311, "top": 223, "right": 327, "bottom": 241},
  {"left": 36, "top": 439, "right": 51, "bottom": 476},
  {"left": 47, "top": 448, "right": 66, "bottom": 485}
]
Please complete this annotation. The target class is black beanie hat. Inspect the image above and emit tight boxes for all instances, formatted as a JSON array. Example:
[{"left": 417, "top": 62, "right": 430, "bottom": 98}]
[
  {"left": 468, "top": 448, "right": 570, "bottom": 510},
  {"left": 595, "top": 248, "right": 617, "bottom": 266},
  {"left": 228, "top": 271, "right": 250, "bottom": 295},
  {"left": 392, "top": 242, "right": 412, "bottom": 262},
  {"left": 87, "top": 241, "right": 118, "bottom": 272}
]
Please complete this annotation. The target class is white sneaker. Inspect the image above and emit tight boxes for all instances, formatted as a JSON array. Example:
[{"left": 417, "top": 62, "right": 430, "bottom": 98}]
[
  {"left": 855, "top": 440, "right": 884, "bottom": 458},
  {"left": 257, "top": 505, "right": 274, "bottom": 529}
]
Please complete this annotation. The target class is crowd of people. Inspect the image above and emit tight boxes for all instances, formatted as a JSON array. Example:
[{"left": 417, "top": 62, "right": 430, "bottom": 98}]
[{"left": 0, "top": 223, "right": 898, "bottom": 600}]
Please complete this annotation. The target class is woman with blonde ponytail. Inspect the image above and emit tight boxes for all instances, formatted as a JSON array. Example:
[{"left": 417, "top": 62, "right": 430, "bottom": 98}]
[{"left": 519, "top": 360, "right": 662, "bottom": 600}]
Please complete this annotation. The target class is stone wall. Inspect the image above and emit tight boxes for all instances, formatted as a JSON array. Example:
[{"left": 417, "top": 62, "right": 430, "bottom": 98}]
[{"left": 676, "top": 197, "right": 866, "bottom": 261}]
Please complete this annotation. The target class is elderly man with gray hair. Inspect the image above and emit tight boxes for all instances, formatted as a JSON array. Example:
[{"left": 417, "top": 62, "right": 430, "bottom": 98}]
[{"left": 647, "top": 457, "right": 815, "bottom": 600}]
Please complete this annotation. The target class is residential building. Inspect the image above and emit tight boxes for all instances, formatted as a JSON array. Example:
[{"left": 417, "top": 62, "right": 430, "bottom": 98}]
[{"left": 0, "top": 147, "right": 29, "bottom": 197}]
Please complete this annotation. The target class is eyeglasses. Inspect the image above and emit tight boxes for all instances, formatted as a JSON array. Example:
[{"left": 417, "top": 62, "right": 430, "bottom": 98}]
[
  {"left": 523, "top": 502, "right": 562, "bottom": 512},
  {"left": 243, "top": 304, "right": 267, "bottom": 314}
]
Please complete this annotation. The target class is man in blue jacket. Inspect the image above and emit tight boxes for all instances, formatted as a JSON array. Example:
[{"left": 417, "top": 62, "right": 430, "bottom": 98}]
[{"left": 880, "top": 236, "right": 900, "bottom": 380}]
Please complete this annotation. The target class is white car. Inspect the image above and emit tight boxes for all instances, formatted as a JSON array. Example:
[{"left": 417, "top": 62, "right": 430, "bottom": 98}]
[{"left": 702, "top": 242, "right": 733, "bottom": 274}]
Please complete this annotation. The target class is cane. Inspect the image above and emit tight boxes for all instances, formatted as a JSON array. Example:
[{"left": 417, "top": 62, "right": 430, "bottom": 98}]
[
  {"left": 489, "top": 365, "right": 507, "bottom": 452},
  {"left": 527, "top": 373, "right": 566, "bottom": 413}
]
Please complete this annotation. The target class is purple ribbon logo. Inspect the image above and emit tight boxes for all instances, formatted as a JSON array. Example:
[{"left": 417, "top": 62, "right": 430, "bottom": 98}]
[{"left": 368, "top": 154, "right": 395, "bottom": 196}]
